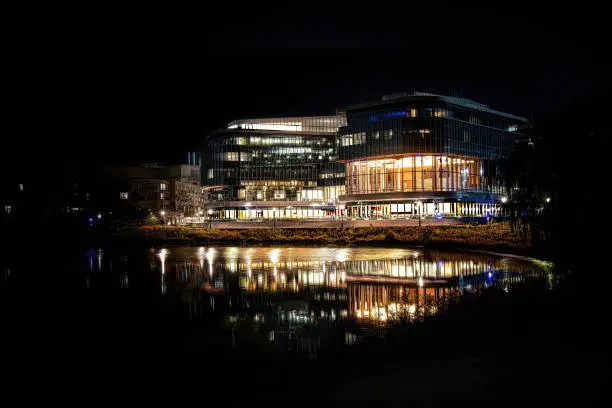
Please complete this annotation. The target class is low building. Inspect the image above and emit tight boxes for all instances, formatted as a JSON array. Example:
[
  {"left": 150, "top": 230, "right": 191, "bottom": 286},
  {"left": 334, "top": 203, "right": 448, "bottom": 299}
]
[{"left": 103, "top": 160, "right": 205, "bottom": 224}]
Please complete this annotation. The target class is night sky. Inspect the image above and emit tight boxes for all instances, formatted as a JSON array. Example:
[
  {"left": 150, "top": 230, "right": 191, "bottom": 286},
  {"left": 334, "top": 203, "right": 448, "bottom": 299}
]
[{"left": 5, "top": 13, "right": 607, "bottom": 181}]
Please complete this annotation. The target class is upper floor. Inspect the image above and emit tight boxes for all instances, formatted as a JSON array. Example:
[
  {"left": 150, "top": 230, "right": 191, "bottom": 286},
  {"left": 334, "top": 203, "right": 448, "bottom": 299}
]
[{"left": 338, "top": 92, "right": 527, "bottom": 161}]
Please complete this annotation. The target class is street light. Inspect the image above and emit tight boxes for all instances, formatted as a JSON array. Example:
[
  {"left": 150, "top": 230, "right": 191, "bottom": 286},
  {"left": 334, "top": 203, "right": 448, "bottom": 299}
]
[
  {"left": 545, "top": 197, "right": 551, "bottom": 203},
  {"left": 501, "top": 196, "right": 508, "bottom": 204},
  {"left": 207, "top": 209, "right": 213, "bottom": 229}
]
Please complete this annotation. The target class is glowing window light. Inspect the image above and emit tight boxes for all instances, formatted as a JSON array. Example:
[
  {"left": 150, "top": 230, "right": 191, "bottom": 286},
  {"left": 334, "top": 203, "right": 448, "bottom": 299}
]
[{"left": 229, "top": 123, "right": 303, "bottom": 132}]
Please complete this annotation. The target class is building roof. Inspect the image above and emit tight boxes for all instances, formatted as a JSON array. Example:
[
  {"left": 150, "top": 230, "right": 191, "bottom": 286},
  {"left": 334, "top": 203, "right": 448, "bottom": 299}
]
[{"left": 345, "top": 92, "right": 528, "bottom": 122}]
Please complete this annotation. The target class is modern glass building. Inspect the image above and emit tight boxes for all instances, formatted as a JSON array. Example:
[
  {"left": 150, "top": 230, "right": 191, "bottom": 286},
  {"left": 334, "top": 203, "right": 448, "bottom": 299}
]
[
  {"left": 202, "top": 115, "right": 347, "bottom": 219},
  {"left": 337, "top": 92, "right": 527, "bottom": 218}
]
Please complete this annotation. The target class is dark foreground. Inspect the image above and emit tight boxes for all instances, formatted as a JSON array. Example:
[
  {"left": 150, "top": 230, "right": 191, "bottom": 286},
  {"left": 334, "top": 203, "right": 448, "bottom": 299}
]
[{"left": 2, "top": 242, "right": 608, "bottom": 406}]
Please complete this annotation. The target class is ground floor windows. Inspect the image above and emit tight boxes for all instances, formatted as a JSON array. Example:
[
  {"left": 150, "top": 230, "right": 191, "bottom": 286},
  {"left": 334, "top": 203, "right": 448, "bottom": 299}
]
[
  {"left": 209, "top": 206, "right": 340, "bottom": 220},
  {"left": 346, "top": 201, "right": 500, "bottom": 218},
  {"left": 202, "top": 200, "right": 500, "bottom": 220}
]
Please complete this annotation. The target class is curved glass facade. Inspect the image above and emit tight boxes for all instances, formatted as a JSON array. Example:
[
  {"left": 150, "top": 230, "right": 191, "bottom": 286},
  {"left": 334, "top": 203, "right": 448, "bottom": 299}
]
[
  {"left": 338, "top": 93, "right": 526, "bottom": 217},
  {"left": 346, "top": 155, "right": 502, "bottom": 195}
]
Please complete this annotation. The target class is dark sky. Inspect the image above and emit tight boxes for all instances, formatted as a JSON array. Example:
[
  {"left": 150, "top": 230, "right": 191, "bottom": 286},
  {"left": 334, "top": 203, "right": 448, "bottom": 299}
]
[{"left": 6, "top": 12, "right": 608, "bottom": 178}]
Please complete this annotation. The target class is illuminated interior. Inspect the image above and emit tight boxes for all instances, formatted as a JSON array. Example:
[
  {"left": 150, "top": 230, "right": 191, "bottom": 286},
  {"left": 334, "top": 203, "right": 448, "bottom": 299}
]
[
  {"left": 227, "top": 115, "right": 346, "bottom": 134},
  {"left": 346, "top": 155, "right": 500, "bottom": 195}
]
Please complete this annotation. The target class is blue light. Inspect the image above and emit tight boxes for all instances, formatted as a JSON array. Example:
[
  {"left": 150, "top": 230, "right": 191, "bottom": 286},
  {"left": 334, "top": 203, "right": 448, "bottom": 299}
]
[
  {"left": 369, "top": 111, "right": 407, "bottom": 122},
  {"left": 488, "top": 272, "right": 493, "bottom": 278}
]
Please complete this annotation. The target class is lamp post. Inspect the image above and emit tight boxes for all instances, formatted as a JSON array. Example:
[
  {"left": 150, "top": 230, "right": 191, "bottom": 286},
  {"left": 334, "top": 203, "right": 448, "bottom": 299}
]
[
  {"left": 272, "top": 208, "right": 277, "bottom": 229},
  {"left": 160, "top": 210, "right": 166, "bottom": 226},
  {"left": 338, "top": 204, "right": 345, "bottom": 229},
  {"left": 415, "top": 201, "right": 422, "bottom": 227},
  {"left": 500, "top": 196, "right": 508, "bottom": 218},
  {"left": 207, "top": 209, "right": 213, "bottom": 229}
]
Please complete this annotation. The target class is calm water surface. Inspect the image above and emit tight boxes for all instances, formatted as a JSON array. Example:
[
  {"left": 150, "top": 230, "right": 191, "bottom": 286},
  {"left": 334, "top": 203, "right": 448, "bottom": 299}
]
[{"left": 3, "top": 246, "right": 549, "bottom": 358}]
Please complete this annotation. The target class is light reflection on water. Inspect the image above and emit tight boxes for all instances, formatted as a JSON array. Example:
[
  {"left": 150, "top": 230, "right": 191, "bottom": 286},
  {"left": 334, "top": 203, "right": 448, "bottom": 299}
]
[{"left": 82, "top": 246, "right": 547, "bottom": 355}]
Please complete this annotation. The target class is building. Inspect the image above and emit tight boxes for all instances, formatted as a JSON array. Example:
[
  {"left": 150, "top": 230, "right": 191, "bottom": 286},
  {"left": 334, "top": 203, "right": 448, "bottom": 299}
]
[
  {"left": 338, "top": 92, "right": 527, "bottom": 218},
  {"left": 202, "top": 115, "right": 347, "bottom": 220},
  {"left": 103, "top": 158, "right": 205, "bottom": 223},
  {"left": 201, "top": 93, "right": 526, "bottom": 221}
]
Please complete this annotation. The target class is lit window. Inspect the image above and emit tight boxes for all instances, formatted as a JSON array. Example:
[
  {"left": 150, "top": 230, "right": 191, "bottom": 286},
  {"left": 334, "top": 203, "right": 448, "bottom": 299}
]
[
  {"left": 160, "top": 183, "right": 166, "bottom": 191},
  {"left": 434, "top": 109, "right": 447, "bottom": 117},
  {"left": 4, "top": 205, "right": 11, "bottom": 214},
  {"left": 19, "top": 184, "right": 24, "bottom": 191},
  {"left": 120, "top": 192, "right": 128, "bottom": 200},
  {"left": 224, "top": 152, "right": 239, "bottom": 161},
  {"left": 341, "top": 135, "right": 353, "bottom": 146}
]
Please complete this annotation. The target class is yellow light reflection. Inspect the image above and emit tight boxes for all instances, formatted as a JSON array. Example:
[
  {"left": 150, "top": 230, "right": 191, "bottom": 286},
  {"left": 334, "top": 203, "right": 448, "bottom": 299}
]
[{"left": 269, "top": 248, "right": 280, "bottom": 265}]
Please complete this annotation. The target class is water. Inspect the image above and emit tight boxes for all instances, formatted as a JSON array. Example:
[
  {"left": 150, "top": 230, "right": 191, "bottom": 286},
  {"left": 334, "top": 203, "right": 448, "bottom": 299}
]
[{"left": 2, "top": 246, "right": 548, "bottom": 361}]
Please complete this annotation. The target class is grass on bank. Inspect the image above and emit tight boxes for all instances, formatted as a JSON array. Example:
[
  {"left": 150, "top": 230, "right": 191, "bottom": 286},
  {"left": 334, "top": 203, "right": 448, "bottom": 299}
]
[{"left": 128, "top": 222, "right": 530, "bottom": 249}]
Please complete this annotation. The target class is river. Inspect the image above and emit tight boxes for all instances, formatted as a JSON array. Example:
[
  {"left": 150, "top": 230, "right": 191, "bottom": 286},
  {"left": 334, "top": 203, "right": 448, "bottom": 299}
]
[{"left": 2, "top": 245, "right": 550, "bottom": 359}]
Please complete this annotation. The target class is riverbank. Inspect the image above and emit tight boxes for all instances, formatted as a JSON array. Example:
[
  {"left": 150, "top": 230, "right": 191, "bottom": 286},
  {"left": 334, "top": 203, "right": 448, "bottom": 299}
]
[{"left": 104, "top": 222, "right": 546, "bottom": 257}]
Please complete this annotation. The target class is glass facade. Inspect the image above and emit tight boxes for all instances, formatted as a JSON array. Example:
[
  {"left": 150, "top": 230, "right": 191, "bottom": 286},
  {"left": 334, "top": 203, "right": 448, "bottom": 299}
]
[
  {"left": 203, "top": 115, "right": 347, "bottom": 219},
  {"left": 338, "top": 93, "right": 526, "bottom": 217},
  {"left": 346, "top": 155, "right": 501, "bottom": 195},
  {"left": 201, "top": 93, "right": 526, "bottom": 220},
  {"left": 227, "top": 116, "right": 345, "bottom": 134}
]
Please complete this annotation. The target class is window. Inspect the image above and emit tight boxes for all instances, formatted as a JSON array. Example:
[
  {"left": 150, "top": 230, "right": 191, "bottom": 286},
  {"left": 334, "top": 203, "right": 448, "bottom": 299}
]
[
  {"left": 120, "top": 192, "right": 128, "bottom": 200},
  {"left": 4, "top": 205, "right": 11, "bottom": 214},
  {"left": 368, "top": 111, "right": 406, "bottom": 122},
  {"left": 434, "top": 109, "right": 448, "bottom": 117},
  {"left": 224, "top": 152, "right": 239, "bottom": 161},
  {"left": 160, "top": 183, "right": 166, "bottom": 191},
  {"left": 207, "top": 169, "right": 214, "bottom": 179},
  {"left": 341, "top": 132, "right": 366, "bottom": 146},
  {"left": 19, "top": 183, "right": 24, "bottom": 191}
]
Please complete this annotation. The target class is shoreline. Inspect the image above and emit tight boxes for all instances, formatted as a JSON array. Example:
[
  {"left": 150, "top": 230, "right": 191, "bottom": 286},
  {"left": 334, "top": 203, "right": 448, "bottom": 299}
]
[{"left": 94, "top": 222, "right": 553, "bottom": 261}]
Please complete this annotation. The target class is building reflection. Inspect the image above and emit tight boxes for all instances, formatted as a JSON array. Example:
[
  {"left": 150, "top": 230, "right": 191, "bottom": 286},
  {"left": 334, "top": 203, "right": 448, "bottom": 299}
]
[
  {"left": 74, "top": 246, "right": 548, "bottom": 356},
  {"left": 150, "top": 247, "right": 540, "bottom": 352}
]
